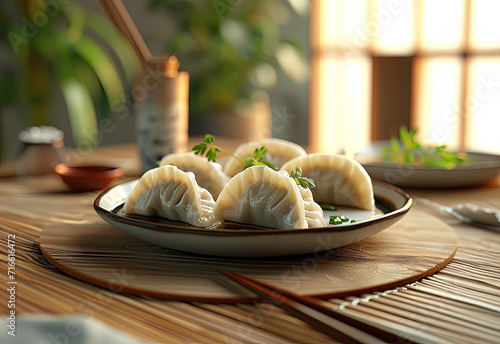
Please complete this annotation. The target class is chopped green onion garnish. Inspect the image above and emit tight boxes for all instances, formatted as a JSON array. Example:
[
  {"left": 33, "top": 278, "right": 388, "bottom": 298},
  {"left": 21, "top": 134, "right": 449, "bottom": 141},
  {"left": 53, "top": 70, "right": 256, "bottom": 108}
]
[
  {"left": 329, "top": 215, "right": 357, "bottom": 225},
  {"left": 330, "top": 215, "right": 349, "bottom": 225},
  {"left": 329, "top": 217, "right": 342, "bottom": 225},
  {"left": 321, "top": 204, "right": 337, "bottom": 211}
]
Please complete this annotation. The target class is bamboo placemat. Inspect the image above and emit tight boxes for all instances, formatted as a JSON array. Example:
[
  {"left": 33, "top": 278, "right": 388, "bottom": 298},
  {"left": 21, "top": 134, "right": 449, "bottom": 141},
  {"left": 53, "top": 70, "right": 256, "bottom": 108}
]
[{"left": 39, "top": 208, "right": 457, "bottom": 303}]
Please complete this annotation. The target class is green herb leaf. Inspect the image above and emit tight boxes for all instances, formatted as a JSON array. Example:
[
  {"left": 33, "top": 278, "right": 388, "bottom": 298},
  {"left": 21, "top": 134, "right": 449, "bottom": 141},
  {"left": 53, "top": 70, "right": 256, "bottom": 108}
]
[
  {"left": 290, "top": 167, "right": 303, "bottom": 179},
  {"left": 242, "top": 157, "right": 254, "bottom": 169},
  {"left": 291, "top": 167, "right": 316, "bottom": 190},
  {"left": 206, "top": 147, "right": 220, "bottom": 162},
  {"left": 320, "top": 204, "right": 337, "bottom": 211},
  {"left": 192, "top": 142, "right": 208, "bottom": 156},
  {"left": 243, "top": 158, "right": 279, "bottom": 170},
  {"left": 241, "top": 146, "right": 278, "bottom": 170},
  {"left": 296, "top": 176, "right": 316, "bottom": 190},
  {"left": 261, "top": 160, "right": 278, "bottom": 171},
  {"left": 193, "top": 134, "right": 244, "bottom": 165},
  {"left": 203, "top": 134, "right": 215, "bottom": 144},
  {"left": 247, "top": 158, "right": 266, "bottom": 167},
  {"left": 253, "top": 146, "right": 267, "bottom": 161}
]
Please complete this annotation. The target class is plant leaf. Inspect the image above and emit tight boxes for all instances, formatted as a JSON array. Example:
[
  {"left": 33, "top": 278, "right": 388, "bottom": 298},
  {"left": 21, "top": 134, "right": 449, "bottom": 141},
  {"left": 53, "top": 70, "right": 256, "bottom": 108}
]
[
  {"left": 261, "top": 160, "right": 278, "bottom": 171},
  {"left": 55, "top": 45, "right": 98, "bottom": 145},
  {"left": 59, "top": 78, "right": 98, "bottom": 145},
  {"left": 73, "top": 36, "right": 125, "bottom": 112},
  {"left": 84, "top": 12, "right": 141, "bottom": 79},
  {"left": 192, "top": 142, "right": 207, "bottom": 155},
  {"left": 203, "top": 134, "right": 215, "bottom": 144},
  {"left": 252, "top": 146, "right": 267, "bottom": 161},
  {"left": 206, "top": 147, "right": 220, "bottom": 162}
]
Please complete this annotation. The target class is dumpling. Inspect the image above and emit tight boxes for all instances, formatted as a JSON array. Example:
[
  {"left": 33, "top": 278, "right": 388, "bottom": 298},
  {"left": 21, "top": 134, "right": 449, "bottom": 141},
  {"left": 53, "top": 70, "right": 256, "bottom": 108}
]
[
  {"left": 281, "top": 153, "right": 374, "bottom": 211},
  {"left": 159, "top": 152, "right": 229, "bottom": 199},
  {"left": 297, "top": 186, "right": 328, "bottom": 228},
  {"left": 223, "top": 138, "right": 307, "bottom": 177},
  {"left": 123, "top": 165, "right": 218, "bottom": 227},
  {"left": 213, "top": 166, "right": 326, "bottom": 229}
]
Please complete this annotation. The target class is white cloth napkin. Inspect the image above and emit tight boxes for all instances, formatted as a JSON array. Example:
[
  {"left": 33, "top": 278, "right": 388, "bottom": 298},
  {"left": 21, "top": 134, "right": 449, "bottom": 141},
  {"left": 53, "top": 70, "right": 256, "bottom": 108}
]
[{"left": 0, "top": 315, "right": 147, "bottom": 344}]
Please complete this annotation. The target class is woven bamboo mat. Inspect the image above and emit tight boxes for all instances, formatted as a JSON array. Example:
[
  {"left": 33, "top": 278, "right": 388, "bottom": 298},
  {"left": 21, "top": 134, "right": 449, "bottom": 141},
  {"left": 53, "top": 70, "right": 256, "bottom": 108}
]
[{"left": 1, "top": 161, "right": 499, "bottom": 343}]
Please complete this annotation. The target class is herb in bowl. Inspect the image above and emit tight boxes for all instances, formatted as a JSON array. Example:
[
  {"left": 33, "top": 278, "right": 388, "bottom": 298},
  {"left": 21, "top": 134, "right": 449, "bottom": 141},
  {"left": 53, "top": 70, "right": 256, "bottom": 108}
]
[{"left": 382, "top": 126, "right": 466, "bottom": 169}]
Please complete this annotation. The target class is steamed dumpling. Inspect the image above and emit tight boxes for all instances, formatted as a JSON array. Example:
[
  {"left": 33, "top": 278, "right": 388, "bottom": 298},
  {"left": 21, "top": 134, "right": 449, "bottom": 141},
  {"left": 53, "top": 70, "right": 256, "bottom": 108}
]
[
  {"left": 159, "top": 152, "right": 229, "bottom": 199},
  {"left": 123, "top": 165, "right": 218, "bottom": 227},
  {"left": 281, "top": 153, "right": 374, "bottom": 211},
  {"left": 297, "top": 186, "right": 328, "bottom": 228},
  {"left": 223, "top": 138, "right": 307, "bottom": 177},
  {"left": 214, "top": 166, "right": 326, "bottom": 229}
]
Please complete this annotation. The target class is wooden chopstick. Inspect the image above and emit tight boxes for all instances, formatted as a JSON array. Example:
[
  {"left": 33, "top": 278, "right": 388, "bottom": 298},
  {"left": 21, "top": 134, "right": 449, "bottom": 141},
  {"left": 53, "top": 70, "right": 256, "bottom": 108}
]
[
  {"left": 218, "top": 270, "right": 415, "bottom": 344},
  {"left": 96, "top": 0, "right": 152, "bottom": 69}
]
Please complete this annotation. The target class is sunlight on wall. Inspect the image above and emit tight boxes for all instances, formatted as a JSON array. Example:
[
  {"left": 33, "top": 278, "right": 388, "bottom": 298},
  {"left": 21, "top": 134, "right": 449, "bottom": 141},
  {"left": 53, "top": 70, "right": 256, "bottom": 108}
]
[
  {"left": 310, "top": 0, "right": 500, "bottom": 153},
  {"left": 465, "top": 57, "right": 500, "bottom": 152},
  {"left": 412, "top": 57, "right": 463, "bottom": 148}
]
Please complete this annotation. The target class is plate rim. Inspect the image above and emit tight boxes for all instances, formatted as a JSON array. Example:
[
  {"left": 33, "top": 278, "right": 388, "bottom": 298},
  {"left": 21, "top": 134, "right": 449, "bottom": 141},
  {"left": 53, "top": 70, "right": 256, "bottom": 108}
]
[{"left": 93, "top": 179, "right": 412, "bottom": 237}]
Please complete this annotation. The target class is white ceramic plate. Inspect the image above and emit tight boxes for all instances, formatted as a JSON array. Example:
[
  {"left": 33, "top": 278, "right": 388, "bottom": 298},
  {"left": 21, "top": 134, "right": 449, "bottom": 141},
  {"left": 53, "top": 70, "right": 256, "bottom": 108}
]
[
  {"left": 94, "top": 180, "right": 412, "bottom": 257},
  {"left": 355, "top": 143, "right": 500, "bottom": 189}
]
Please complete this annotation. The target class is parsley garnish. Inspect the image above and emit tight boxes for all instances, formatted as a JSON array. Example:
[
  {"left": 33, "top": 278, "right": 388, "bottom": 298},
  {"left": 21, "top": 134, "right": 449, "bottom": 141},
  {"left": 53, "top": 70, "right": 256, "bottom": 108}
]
[
  {"left": 252, "top": 146, "right": 266, "bottom": 161},
  {"left": 243, "top": 147, "right": 278, "bottom": 171},
  {"left": 192, "top": 134, "right": 228, "bottom": 162},
  {"left": 382, "top": 126, "right": 466, "bottom": 169},
  {"left": 192, "top": 135, "right": 315, "bottom": 190},
  {"left": 192, "top": 134, "right": 278, "bottom": 170},
  {"left": 192, "top": 134, "right": 222, "bottom": 162}
]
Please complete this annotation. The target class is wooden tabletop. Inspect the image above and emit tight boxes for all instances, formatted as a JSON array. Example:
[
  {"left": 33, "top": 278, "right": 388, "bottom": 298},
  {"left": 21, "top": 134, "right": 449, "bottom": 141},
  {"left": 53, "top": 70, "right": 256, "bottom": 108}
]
[{"left": 0, "top": 141, "right": 499, "bottom": 344}]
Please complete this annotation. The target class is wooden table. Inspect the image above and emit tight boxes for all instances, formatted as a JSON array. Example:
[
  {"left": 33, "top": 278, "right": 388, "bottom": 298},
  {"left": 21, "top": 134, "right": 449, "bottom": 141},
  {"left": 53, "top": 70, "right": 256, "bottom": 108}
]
[{"left": 0, "top": 142, "right": 499, "bottom": 344}]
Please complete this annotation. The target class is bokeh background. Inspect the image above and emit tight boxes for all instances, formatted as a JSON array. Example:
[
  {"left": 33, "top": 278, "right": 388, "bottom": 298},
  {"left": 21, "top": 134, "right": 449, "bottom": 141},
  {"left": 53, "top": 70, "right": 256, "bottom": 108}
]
[
  {"left": 0, "top": 0, "right": 310, "bottom": 162},
  {"left": 1, "top": 0, "right": 499, "bottom": 163}
]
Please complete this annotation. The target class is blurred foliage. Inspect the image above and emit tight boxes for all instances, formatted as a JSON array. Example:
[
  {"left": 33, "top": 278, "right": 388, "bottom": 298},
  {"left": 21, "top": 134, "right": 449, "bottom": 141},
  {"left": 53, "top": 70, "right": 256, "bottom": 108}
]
[
  {"left": 148, "top": 0, "right": 307, "bottom": 115},
  {"left": 0, "top": 0, "right": 140, "bottom": 146}
]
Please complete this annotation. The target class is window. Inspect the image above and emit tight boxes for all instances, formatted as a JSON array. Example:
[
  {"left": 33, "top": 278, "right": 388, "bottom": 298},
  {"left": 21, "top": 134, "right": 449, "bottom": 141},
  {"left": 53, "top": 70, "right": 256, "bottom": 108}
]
[{"left": 309, "top": 0, "right": 500, "bottom": 154}]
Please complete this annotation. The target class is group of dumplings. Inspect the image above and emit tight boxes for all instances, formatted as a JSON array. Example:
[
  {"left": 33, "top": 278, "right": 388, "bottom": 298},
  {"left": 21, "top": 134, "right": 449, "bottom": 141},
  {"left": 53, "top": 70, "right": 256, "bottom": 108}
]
[{"left": 123, "top": 138, "right": 374, "bottom": 229}]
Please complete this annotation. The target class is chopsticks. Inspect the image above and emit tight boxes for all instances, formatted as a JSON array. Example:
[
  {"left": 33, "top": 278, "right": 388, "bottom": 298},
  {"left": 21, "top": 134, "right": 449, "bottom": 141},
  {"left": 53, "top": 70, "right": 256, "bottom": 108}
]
[
  {"left": 218, "top": 270, "right": 415, "bottom": 344},
  {"left": 96, "top": 0, "right": 153, "bottom": 69}
]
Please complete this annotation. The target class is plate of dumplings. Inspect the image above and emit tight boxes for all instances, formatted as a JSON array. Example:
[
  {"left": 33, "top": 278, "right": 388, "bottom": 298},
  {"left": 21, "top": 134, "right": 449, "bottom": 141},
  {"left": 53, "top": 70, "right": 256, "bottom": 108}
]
[{"left": 94, "top": 139, "right": 412, "bottom": 257}]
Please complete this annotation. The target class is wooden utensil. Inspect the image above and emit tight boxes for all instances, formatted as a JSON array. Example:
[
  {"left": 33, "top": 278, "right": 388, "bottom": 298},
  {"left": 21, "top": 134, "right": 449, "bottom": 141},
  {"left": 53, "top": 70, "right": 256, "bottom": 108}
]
[
  {"left": 96, "top": 0, "right": 152, "bottom": 69},
  {"left": 218, "top": 270, "right": 415, "bottom": 344}
]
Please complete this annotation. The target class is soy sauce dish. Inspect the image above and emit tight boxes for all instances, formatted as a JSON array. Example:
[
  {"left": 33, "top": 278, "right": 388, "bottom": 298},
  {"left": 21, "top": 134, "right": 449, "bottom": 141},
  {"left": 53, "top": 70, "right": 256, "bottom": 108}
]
[{"left": 54, "top": 163, "right": 123, "bottom": 192}]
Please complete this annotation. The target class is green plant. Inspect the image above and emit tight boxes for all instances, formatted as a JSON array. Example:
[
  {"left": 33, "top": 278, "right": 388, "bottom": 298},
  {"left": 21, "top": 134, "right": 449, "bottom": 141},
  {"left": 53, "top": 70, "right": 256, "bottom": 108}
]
[
  {"left": 382, "top": 126, "right": 466, "bottom": 168},
  {"left": 0, "top": 0, "right": 140, "bottom": 146},
  {"left": 148, "top": 0, "right": 306, "bottom": 115}
]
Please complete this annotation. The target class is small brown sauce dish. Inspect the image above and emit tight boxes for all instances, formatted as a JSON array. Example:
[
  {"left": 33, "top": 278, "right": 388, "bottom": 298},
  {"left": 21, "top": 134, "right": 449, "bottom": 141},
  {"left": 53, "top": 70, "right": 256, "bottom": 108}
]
[{"left": 54, "top": 163, "right": 123, "bottom": 192}]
